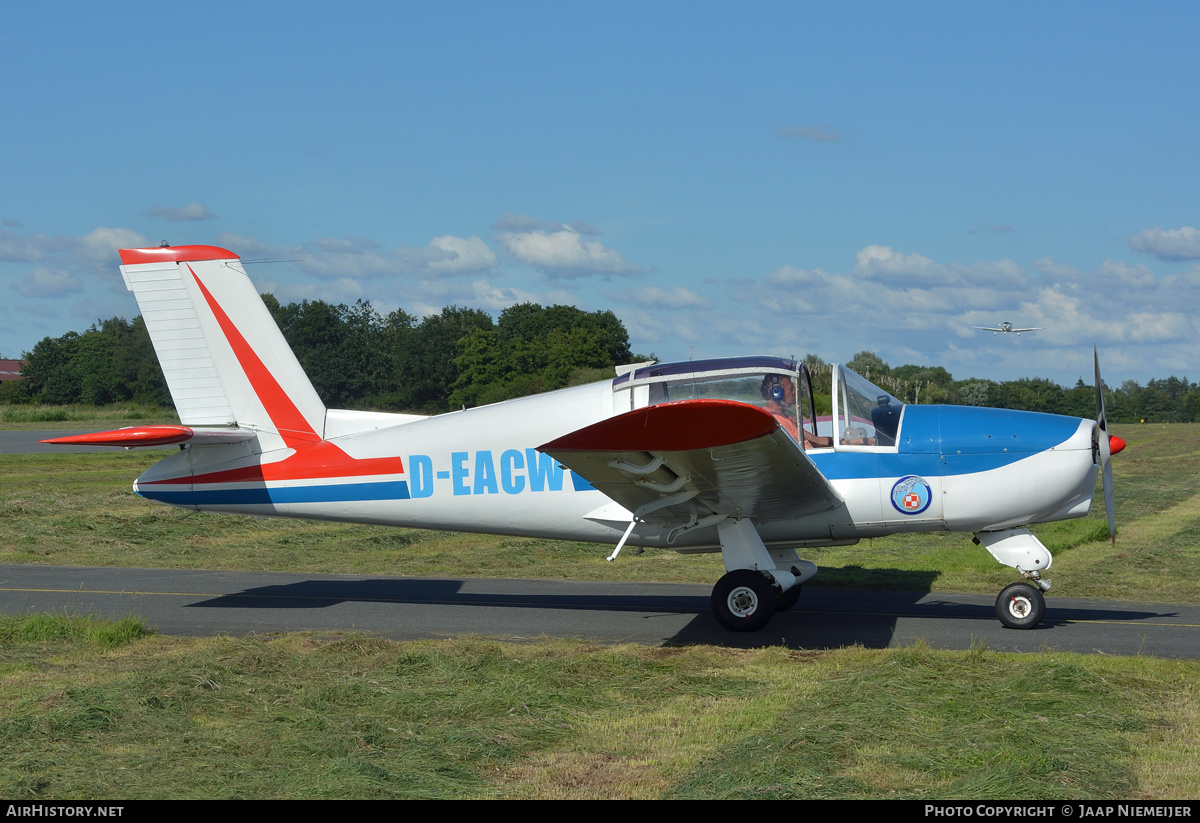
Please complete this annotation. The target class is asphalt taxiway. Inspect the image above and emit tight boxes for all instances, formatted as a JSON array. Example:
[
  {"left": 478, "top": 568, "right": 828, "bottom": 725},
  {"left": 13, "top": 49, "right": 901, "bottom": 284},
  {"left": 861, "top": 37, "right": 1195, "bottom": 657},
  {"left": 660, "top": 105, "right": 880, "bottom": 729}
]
[{"left": 2, "top": 563, "right": 1198, "bottom": 655}]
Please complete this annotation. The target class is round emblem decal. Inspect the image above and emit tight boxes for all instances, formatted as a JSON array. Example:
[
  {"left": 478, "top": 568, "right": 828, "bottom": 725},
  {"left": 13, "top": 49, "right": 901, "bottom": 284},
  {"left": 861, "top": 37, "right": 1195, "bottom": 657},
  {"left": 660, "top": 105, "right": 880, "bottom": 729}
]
[{"left": 890, "top": 475, "right": 932, "bottom": 515}]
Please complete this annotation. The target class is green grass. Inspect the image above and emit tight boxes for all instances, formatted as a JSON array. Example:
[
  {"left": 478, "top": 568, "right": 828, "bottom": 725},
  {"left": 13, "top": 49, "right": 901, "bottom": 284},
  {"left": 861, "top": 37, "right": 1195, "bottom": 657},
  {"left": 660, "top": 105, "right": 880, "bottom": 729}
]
[
  {"left": 0, "top": 616, "right": 1196, "bottom": 799},
  {"left": 0, "top": 403, "right": 178, "bottom": 429},
  {"left": 0, "top": 612, "right": 151, "bottom": 648},
  {"left": 3, "top": 428, "right": 1200, "bottom": 798}
]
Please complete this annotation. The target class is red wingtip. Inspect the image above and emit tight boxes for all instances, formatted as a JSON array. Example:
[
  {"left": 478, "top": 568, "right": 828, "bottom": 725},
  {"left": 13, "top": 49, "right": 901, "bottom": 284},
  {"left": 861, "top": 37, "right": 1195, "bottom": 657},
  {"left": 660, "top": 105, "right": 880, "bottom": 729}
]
[{"left": 1109, "top": 435, "right": 1126, "bottom": 456}]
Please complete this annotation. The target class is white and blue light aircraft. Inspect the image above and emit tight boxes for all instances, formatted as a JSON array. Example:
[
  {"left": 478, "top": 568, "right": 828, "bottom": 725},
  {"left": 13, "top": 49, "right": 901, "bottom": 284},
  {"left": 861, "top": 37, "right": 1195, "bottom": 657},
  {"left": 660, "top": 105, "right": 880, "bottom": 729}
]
[
  {"left": 975, "top": 321, "right": 1043, "bottom": 335},
  {"left": 45, "top": 245, "right": 1126, "bottom": 632}
]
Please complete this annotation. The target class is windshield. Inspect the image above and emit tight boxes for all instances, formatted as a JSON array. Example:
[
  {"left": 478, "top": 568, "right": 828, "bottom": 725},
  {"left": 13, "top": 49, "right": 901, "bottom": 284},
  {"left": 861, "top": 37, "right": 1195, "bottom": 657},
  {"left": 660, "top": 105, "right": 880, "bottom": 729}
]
[{"left": 837, "top": 366, "right": 905, "bottom": 447}]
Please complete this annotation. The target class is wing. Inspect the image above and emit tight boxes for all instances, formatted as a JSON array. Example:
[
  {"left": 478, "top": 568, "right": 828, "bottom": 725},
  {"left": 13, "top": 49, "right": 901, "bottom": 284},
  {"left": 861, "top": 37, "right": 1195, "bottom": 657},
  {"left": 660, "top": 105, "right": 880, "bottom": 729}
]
[{"left": 539, "top": 399, "right": 847, "bottom": 528}]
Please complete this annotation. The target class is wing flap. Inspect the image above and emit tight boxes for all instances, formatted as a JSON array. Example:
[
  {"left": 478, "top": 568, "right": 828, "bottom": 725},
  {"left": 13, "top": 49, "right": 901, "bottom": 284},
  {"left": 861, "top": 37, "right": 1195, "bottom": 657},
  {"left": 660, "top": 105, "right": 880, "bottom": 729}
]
[{"left": 540, "top": 400, "right": 845, "bottom": 526}]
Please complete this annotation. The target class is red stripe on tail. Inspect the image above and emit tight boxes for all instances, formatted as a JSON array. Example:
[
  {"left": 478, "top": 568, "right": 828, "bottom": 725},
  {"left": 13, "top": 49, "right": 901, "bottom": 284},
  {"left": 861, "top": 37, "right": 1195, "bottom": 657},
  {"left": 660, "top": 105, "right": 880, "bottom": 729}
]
[{"left": 189, "top": 264, "right": 322, "bottom": 447}]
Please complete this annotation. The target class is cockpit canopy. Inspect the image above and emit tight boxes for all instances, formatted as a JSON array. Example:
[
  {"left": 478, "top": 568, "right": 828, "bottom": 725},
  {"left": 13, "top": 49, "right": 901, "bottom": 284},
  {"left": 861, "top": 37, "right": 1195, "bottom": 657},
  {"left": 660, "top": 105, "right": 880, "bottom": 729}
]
[
  {"left": 611, "top": 355, "right": 904, "bottom": 450},
  {"left": 613, "top": 356, "right": 797, "bottom": 404}
]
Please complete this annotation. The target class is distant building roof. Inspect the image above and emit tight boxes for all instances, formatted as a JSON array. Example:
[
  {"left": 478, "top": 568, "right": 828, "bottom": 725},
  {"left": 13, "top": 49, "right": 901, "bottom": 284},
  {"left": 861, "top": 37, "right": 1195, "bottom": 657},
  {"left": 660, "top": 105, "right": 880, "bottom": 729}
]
[{"left": 0, "top": 360, "right": 27, "bottom": 381}]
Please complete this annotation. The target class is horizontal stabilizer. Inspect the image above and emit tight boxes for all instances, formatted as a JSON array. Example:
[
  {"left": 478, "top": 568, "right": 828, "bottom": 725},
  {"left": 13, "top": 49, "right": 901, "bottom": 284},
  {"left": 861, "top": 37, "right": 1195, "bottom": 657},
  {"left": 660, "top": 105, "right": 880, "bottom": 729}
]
[{"left": 40, "top": 426, "right": 259, "bottom": 448}]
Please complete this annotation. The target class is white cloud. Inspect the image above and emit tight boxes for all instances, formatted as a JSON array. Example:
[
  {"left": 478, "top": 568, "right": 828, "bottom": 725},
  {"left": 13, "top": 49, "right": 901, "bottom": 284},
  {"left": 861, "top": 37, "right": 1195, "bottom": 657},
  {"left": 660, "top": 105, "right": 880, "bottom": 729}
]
[
  {"left": 1034, "top": 256, "right": 1080, "bottom": 279},
  {"left": 0, "top": 226, "right": 148, "bottom": 285},
  {"left": 853, "top": 245, "right": 957, "bottom": 285},
  {"left": 1095, "top": 259, "right": 1156, "bottom": 289},
  {"left": 0, "top": 228, "right": 43, "bottom": 263},
  {"left": 215, "top": 232, "right": 498, "bottom": 280},
  {"left": 463, "top": 279, "right": 574, "bottom": 312},
  {"left": 765, "top": 265, "right": 827, "bottom": 288},
  {"left": 707, "top": 242, "right": 1200, "bottom": 384},
  {"left": 76, "top": 228, "right": 149, "bottom": 272},
  {"left": 496, "top": 228, "right": 642, "bottom": 278},
  {"left": 12, "top": 266, "right": 83, "bottom": 298},
  {"left": 1128, "top": 226, "right": 1200, "bottom": 261},
  {"left": 144, "top": 202, "right": 218, "bottom": 221},
  {"left": 427, "top": 235, "right": 499, "bottom": 274}
]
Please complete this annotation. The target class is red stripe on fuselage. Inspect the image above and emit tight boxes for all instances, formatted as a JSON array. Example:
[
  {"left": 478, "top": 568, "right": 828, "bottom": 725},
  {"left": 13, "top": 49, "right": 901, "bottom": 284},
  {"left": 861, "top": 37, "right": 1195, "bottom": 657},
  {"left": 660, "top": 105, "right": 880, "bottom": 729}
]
[
  {"left": 189, "top": 264, "right": 321, "bottom": 448},
  {"left": 144, "top": 440, "right": 406, "bottom": 485}
]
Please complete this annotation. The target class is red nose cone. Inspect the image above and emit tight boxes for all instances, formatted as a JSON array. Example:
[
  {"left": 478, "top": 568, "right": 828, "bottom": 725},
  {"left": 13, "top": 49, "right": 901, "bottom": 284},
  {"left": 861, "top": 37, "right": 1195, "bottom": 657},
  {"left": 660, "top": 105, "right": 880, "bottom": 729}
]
[{"left": 1109, "top": 435, "right": 1126, "bottom": 456}]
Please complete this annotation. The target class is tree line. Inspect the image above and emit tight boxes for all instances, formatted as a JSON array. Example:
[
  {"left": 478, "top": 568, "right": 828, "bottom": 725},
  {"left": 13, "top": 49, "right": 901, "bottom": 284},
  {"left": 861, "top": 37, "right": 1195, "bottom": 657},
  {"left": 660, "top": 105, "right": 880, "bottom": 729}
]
[
  {"left": 2, "top": 297, "right": 643, "bottom": 415},
  {"left": 4, "top": 297, "right": 1197, "bottom": 423}
]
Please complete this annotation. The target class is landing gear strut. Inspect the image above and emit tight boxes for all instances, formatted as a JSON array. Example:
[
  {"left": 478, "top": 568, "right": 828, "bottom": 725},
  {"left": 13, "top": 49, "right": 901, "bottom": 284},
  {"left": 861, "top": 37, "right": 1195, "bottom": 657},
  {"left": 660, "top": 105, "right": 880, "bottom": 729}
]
[{"left": 976, "top": 528, "right": 1052, "bottom": 629}]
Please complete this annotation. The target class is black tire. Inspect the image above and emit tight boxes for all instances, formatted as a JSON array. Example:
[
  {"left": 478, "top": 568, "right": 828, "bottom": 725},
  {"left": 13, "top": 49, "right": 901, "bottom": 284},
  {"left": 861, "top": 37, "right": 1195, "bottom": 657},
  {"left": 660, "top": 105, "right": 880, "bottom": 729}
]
[
  {"left": 711, "top": 570, "right": 777, "bottom": 632},
  {"left": 995, "top": 582, "right": 1045, "bottom": 630},
  {"left": 776, "top": 584, "right": 802, "bottom": 612}
]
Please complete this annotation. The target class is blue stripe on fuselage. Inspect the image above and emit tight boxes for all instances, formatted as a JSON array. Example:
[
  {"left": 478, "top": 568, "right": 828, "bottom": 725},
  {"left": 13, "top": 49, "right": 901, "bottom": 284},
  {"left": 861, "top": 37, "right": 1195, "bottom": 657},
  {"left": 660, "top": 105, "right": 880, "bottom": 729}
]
[
  {"left": 137, "top": 480, "right": 412, "bottom": 507},
  {"left": 810, "top": 406, "right": 1085, "bottom": 480}
]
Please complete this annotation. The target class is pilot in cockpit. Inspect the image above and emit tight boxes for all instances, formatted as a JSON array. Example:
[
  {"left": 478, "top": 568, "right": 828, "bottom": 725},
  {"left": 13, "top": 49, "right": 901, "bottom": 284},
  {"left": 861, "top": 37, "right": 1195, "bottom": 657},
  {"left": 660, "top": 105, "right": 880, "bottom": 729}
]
[
  {"left": 761, "top": 375, "right": 831, "bottom": 449},
  {"left": 761, "top": 375, "right": 799, "bottom": 439}
]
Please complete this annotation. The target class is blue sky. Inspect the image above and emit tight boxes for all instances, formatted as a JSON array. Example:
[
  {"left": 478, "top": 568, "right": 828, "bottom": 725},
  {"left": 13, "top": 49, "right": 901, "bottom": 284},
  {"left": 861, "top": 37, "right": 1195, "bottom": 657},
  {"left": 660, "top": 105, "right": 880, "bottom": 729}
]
[{"left": 3, "top": 1, "right": 1198, "bottom": 388}]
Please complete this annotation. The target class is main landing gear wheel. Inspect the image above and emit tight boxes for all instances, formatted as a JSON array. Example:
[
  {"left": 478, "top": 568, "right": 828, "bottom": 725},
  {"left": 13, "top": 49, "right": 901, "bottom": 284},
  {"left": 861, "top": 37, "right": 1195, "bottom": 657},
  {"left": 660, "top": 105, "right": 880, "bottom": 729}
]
[
  {"left": 995, "top": 582, "right": 1046, "bottom": 630},
  {"left": 712, "top": 570, "right": 777, "bottom": 632},
  {"left": 776, "top": 585, "right": 802, "bottom": 612}
]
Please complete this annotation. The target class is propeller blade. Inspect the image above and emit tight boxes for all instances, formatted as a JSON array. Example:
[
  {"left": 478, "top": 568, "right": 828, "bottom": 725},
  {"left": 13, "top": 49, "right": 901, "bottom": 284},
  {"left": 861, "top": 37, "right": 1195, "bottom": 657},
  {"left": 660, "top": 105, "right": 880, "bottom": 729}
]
[{"left": 1094, "top": 347, "right": 1116, "bottom": 545}]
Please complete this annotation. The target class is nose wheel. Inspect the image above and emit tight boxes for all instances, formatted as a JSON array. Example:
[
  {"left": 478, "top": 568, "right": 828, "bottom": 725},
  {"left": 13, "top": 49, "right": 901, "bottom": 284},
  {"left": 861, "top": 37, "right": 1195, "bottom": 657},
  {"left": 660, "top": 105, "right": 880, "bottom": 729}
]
[{"left": 995, "top": 582, "right": 1046, "bottom": 629}]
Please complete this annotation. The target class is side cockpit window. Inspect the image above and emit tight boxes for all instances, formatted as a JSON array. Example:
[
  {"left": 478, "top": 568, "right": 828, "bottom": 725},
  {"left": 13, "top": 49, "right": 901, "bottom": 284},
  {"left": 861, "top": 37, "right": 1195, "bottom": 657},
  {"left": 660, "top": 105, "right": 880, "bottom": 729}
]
[{"left": 835, "top": 366, "right": 904, "bottom": 449}]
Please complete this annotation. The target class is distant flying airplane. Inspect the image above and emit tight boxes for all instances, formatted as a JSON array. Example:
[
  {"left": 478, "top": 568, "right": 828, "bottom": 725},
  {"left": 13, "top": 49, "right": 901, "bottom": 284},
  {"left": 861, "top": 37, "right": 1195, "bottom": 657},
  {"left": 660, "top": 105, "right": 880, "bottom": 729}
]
[
  {"left": 976, "top": 321, "right": 1043, "bottom": 335},
  {"left": 44, "top": 245, "right": 1125, "bottom": 633}
]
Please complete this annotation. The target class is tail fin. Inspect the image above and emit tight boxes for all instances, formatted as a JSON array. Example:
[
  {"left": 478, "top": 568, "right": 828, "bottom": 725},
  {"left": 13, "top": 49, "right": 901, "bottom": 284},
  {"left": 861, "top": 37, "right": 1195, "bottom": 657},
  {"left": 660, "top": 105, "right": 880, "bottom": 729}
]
[{"left": 119, "top": 245, "right": 326, "bottom": 448}]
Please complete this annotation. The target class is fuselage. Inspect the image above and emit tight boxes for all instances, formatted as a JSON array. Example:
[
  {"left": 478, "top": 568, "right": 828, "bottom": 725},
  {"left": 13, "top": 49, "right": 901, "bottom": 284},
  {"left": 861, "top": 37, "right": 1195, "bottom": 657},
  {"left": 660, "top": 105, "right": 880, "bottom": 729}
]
[{"left": 134, "top": 376, "right": 1099, "bottom": 552}]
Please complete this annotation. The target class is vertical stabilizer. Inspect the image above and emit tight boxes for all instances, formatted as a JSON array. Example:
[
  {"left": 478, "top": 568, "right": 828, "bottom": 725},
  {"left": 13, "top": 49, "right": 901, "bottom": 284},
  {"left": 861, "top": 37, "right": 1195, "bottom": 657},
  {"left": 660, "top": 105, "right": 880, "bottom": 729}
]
[{"left": 119, "top": 245, "right": 326, "bottom": 449}]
